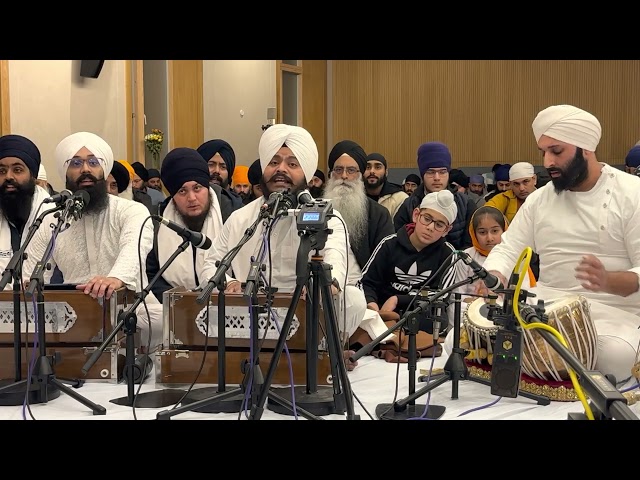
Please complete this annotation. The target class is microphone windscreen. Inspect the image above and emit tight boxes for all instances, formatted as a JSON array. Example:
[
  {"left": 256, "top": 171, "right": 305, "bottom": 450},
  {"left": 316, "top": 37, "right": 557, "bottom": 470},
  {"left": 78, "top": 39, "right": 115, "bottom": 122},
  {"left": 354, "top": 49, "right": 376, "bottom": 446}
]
[{"left": 76, "top": 189, "right": 90, "bottom": 208}]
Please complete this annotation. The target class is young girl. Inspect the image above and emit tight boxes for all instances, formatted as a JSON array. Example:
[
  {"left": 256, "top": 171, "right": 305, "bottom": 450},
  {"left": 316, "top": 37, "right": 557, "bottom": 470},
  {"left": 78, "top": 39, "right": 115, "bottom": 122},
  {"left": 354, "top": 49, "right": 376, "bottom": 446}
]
[{"left": 454, "top": 205, "right": 535, "bottom": 303}]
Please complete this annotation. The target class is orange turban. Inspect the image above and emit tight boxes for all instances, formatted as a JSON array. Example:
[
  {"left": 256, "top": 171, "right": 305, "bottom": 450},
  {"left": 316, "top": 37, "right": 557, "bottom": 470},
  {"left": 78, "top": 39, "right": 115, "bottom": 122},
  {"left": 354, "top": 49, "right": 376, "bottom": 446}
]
[
  {"left": 232, "top": 165, "right": 250, "bottom": 185},
  {"left": 117, "top": 160, "right": 134, "bottom": 181}
]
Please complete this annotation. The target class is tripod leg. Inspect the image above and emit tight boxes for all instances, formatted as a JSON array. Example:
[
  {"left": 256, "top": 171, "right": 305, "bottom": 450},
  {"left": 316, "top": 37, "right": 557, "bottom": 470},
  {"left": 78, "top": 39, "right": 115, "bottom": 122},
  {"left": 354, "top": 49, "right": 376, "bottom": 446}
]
[{"left": 48, "top": 377, "right": 106, "bottom": 415}]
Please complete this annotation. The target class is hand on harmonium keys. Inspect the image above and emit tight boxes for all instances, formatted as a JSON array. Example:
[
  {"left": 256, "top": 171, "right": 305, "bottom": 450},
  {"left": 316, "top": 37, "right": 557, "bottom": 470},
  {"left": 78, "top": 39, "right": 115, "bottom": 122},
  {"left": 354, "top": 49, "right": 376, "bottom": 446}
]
[
  {"left": 76, "top": 275, "right": 124, "bottom": 300},
  {"left": 224, "top": 280, "right": 242, "bottom": 293}
]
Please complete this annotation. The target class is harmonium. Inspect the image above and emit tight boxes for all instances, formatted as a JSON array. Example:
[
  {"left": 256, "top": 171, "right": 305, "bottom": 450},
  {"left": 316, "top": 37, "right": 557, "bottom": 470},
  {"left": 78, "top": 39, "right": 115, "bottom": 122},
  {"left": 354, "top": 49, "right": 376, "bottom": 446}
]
[
  {"left": 0, "top": 286, "right": 135, "bottom": 383},
  {"left": 156, "top": 287, "right": 333, "bottom": 387}
]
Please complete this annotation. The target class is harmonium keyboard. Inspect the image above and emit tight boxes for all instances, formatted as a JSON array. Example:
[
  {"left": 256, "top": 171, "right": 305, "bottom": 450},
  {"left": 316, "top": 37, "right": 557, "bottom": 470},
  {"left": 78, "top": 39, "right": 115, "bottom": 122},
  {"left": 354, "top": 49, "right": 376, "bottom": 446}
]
[
  {"left": 156, "top": 287, "right": 333, "bottom": 387},
  {"left": 0, "top": 286, "right": 135, "bottom": 383}
]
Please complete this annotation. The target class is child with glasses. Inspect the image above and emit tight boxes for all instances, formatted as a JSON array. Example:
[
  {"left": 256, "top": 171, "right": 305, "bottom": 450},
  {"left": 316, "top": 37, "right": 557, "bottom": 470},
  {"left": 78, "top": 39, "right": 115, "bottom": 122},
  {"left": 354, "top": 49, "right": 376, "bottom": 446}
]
[{"left": 360, "top": 190, "right": 458, "bottom": 340}]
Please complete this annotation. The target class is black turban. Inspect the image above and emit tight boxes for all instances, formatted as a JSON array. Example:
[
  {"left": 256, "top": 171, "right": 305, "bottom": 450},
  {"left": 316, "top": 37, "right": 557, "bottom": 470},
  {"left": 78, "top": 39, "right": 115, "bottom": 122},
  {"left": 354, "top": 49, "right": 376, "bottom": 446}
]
[
  {"left": 0, "top": 134, "right": 41, "bottom": 178},
  {"left": 147, "top": 168, "right": 161, "bottom": 179},
  {"left": 248, "top": 158, "right": 262, "bottom": 186},
  {"left": 404, "top": 173, "right": 421, "bottom": 185},
  {"left": 110, "top": 161, "right": 130, "bottom": 193},
  {"left": 313, "top": 169, "right": 325, "bottom": 183},
  {"left": 131, "top": 161, "right": 150, "bottom": 182},
  {"left": 197, "top": 139, "right": 236, "bottom": 178},
  {"left": 448, "top": 168, "right": 469, "bottom": 189},
  {"left": 328, "top": 140, "right": 367, "bottom": 174},
  {"left": 161, "top": 148, "right": 210, "bottom": 197},
  {"left": 366, "top": 152, "right": 387, "bottom": 168}
]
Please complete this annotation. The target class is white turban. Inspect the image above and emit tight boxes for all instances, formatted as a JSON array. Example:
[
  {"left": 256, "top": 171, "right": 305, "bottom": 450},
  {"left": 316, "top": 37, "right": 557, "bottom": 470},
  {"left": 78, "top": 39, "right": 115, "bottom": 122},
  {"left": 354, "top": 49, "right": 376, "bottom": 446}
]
[
  {"left": 54, "top": 132, "right": 114, "bottom": 183},
  {"left": 258, "top": 124, "right": 318, "bottom": 182},
  {"left": 509, "top": 162, "right": 535, "bottom": 181},
  {"left": 419, "top": 189, "right": 458, "bottom": 225},
  {"left": 531, "top": 105, "right": 601, "bottom": 152},
  {"left": 37, "top": 164, "right": 47, "bottom": 181}
]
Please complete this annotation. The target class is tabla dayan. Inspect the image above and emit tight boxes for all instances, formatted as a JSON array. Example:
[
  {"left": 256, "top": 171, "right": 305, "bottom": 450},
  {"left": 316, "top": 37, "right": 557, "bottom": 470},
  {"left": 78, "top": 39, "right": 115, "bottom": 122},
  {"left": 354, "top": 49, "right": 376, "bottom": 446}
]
[{"left": 461, "top": 295, "right": 598, "bottom": 401}]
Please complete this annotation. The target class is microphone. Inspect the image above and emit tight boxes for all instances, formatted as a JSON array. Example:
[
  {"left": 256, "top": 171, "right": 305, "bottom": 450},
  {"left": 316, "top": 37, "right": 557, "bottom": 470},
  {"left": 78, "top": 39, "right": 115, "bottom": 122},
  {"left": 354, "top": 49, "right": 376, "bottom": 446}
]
[
  {"left": 64, "top": 190, "right": 90, "bottom": 221},
  {"left": 296, "top": 189, "right": 314, "bottom": 206},
  {"left": 260, "top": 190, "right": 295, "bottom": 218},
  {"left": 44, "top": 189, "right": 73, "bottom": 204},
  {"left": 152, "top": 215, "right": 213, "bottom": 250},
  {"left": 458, "top": 250, "right": 503, "bottom": 290},
  {"left": 122, "top": 354, "right": 153, "bottom": 384}
]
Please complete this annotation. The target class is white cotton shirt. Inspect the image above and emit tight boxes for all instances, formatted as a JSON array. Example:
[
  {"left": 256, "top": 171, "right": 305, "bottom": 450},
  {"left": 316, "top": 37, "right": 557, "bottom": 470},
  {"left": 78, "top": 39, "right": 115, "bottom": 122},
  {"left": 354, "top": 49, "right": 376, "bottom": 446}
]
[{"left": 484, "top": 163, "right": 640, "bottom": 315}]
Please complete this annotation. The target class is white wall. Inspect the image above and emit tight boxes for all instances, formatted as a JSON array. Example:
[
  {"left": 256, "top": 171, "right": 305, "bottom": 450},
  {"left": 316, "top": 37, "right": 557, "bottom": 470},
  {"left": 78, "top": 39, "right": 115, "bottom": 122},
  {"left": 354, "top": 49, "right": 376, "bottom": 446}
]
[
  {"left": 202, "top": 60, "right": 276, "bottom": 169},
  {"left": 9, "top": 60, "right": 127, "bottom": 191}
]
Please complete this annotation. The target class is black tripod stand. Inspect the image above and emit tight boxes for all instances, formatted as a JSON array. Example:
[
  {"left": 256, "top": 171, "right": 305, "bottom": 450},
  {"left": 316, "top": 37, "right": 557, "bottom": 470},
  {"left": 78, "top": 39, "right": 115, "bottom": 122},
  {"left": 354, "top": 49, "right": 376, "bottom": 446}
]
[
  {"left": 156, "top": 200, "right": 325, "bottom": 420},
  {"left": 249, "top": 226, "right": 358, "bottom": 420},
  {"left": 0, "top": 203, "right": 65, "bottom": 406},
  {"left": 9, "top": 204, "right": 106, "bottom": 414}
]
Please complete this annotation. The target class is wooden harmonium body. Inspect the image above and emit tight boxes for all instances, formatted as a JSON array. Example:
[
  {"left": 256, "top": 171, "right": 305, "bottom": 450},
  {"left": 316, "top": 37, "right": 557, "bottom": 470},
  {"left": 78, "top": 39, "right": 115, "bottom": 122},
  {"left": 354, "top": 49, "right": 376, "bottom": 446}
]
[
  {"left": 0, "top": 287, "right": 134, "bottom": 383},
  {"left": 156, "top": 287, "right": 332, "bottom": 387}
]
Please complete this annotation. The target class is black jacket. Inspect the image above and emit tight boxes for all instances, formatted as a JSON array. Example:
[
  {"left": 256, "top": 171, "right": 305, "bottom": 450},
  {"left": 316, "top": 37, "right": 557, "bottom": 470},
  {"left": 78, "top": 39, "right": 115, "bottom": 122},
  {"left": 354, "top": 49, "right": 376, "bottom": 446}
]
[
  {"left": 351, "top": 198, "right": 395, "bottom": 271},
  {"left": 392, "top": 185, "right": 476, "bottom": 250},
  {"left": 360, "top": 224, "right": 457, "bottom": 317}
]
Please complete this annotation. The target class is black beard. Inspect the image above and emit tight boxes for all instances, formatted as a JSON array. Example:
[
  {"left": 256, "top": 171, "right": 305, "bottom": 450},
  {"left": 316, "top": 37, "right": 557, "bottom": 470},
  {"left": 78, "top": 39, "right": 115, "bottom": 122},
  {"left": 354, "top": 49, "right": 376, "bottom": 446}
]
[
  {"left": 308, "top": 185, "right": 324, "bottom": 198},
  {"left": 66, "top": 174, "right": 109, "bottom": 214},
  {"left": 177, "top": 192, "right": 212, "bottom": 232},
  {"left": 365, "top": 175, "right": 384, "bottom": 189},
  {"left": 0, "top": 177, "right": 36, "bottom": 227},
  {"left": 546, "top": 148, "right": 589, "bottom": 194},
  {"left": 209, "top": 174, "right": 229, "bottom": 189}
]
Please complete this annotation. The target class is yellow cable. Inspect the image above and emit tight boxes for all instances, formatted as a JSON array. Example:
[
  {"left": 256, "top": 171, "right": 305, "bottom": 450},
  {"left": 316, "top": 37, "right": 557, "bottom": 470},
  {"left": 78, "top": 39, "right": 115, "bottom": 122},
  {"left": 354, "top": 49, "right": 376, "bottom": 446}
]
[{"left": 511, "top": 247, "right": 594, "bottom": 420}]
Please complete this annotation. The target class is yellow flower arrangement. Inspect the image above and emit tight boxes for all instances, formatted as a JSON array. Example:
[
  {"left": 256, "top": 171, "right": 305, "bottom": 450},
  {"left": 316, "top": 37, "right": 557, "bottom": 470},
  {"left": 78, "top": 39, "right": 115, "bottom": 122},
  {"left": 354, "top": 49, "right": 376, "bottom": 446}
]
[{"left": 144, "top": 128, "right": 164, "bottom": 163}]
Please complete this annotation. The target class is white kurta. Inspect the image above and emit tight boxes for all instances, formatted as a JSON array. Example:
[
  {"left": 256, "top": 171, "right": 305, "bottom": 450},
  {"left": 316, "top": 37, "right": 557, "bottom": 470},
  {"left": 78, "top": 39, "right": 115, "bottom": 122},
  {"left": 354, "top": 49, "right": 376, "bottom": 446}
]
[
  {"left": 483, "top": 164, "right": 640, "bottom": 315},
  {"left": 22, "top": 195, "right": 154, "bottom": 291},
  {"left": 482, "top": 164, "right": 640, "bottom": 384},
  {"left": 200, "top": 196, "right": 372, "bottom": 340},
  {"left": 0, "top": 185, "right": 50, "bottom": 289}
]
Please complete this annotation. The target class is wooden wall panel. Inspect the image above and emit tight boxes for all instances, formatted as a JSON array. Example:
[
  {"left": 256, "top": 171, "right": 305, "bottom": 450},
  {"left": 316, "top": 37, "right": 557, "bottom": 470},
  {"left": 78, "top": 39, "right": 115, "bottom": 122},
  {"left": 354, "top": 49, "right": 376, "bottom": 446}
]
[
  {"left": 332, "top": 60, "right": 640, "bottom": 170},
  {"left": 301, "top": 60, "right": 327, "bottom": 170},
  {"left": 169, "top": 60, "right": 203, "bottom": 150},
  {"left": 0, "top": 61, "right": 10, "bottom": 135}
]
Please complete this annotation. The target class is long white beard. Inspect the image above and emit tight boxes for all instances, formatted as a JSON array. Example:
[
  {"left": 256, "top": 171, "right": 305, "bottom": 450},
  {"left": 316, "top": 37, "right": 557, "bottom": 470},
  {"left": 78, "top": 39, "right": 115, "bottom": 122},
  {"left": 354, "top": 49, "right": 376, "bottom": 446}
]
[{"left": 323, "top": 174, "right": 368, "bottom": 248}]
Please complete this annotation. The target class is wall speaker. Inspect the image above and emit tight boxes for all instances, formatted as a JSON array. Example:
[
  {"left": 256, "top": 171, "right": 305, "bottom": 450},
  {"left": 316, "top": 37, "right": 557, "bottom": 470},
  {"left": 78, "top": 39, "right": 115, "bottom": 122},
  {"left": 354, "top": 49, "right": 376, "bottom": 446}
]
[{"left": 80, "top": 60, "right": 105, "bottom": 79}]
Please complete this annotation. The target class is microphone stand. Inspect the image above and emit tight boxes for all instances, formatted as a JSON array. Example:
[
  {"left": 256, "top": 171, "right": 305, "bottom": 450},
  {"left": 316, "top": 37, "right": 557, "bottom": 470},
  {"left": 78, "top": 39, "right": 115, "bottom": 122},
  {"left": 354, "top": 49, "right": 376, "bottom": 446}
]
[
  {"left": 518, "top": 304, "right": 639, "bottom": 421},
  {"left": 156, "top": 207, "right": 285, "bottom": 419},
  {"left": 17, "top": 205, "right": 106, "bottom": 414},
  {"left": 82, "top": 237, "right": 192, "bottom": 408},
  {"left": 350, "top": 275, "right": 550, "bottom": 420},
  {"left": 0, "top": 203, "right": 64, "bottom": 405}
]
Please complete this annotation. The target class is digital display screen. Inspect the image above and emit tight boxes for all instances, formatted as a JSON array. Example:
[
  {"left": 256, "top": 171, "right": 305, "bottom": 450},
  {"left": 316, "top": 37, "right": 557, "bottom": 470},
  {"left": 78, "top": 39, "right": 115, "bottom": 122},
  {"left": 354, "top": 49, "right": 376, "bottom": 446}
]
[{"left": 302, "top": 212, "right": 321, "bottom": 222}]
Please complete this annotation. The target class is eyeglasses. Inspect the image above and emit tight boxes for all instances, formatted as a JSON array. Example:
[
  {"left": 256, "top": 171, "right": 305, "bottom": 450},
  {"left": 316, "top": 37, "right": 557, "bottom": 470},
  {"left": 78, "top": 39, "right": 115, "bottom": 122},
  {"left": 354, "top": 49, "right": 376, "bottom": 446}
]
[
  {"left": 424, "top": 169, "right": 448, "bottom": 177},
  {"left": 66, "top": 157, "right": 103, "bottom": 169},
  {"left": 332, "top": 166, "right": 359, "bottom": 175},
  {"left": 418, "top": 214, "right": 449, "bottom": 232}
]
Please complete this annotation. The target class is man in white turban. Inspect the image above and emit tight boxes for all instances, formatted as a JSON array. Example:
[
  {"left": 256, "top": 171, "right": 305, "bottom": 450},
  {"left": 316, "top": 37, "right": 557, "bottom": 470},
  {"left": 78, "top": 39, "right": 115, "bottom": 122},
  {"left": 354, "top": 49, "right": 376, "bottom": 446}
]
[
  {"left": 200, "top": 124, "right": 389, "bottom": 382},
  {"left": 21, "top": 132, "right": 161, "bottom": 351},
  {"left": 482, "top": 104, "right": 640, "bottom": 386}
]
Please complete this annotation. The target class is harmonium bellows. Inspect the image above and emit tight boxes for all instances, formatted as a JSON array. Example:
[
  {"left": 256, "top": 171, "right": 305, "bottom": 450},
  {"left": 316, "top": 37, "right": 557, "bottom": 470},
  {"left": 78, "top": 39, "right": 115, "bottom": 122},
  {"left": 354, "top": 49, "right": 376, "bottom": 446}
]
[
  {"left": 156, "top": 287, "right": 332, "bottom": 386},
  {"left": 0, "top": 287, "right": 134, "bottom": 383}
]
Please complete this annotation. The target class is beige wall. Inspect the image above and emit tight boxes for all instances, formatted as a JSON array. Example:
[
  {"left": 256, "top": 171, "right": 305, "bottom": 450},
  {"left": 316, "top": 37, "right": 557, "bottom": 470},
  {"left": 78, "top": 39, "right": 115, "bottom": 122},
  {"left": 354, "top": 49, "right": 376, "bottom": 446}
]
[
  {"left": 202, "top": 60, "right": 276, "bottom": 168},
  {"left": 8, "top": 60, "right": 127, "bottom": 191}
]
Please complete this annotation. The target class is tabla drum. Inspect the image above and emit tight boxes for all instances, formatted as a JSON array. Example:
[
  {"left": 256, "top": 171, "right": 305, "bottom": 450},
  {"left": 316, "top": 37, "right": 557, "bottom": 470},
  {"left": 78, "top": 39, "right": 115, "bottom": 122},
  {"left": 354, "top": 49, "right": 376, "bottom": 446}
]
[
  {"left": 521, "top": 295, "right": 597, "bottom": 382},
  {"left": 461, "top": 294, "right": 598, "bottom": 401},
  {"left": 462, "top": 298, "right": 499, "bottom": 364}
]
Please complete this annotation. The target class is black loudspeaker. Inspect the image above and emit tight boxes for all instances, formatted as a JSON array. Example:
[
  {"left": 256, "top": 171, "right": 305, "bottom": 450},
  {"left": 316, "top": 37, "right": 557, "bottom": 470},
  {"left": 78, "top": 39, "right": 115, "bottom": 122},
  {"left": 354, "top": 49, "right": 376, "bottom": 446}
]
[
  {"left": 80, "top": 60, "right": 105, "bottom": 79},
  {"left": 490, "top": 329, "right": 523, "bottom": 398}
]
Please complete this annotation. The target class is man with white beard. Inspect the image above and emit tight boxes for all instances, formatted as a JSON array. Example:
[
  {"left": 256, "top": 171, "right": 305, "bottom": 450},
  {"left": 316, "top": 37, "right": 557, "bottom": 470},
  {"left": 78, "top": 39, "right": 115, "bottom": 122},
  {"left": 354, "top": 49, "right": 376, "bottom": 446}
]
[{"left": 324, "top": 141, "right": 395, "bottom": 277}]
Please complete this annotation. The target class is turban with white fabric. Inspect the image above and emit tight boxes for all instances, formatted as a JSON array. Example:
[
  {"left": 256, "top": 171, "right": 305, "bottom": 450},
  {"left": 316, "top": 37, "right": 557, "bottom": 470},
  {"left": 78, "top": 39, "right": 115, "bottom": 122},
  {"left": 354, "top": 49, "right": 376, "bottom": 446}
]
[
  {"left": 54, "top": 132, "right": 114, "bottom": 182},
  {"left": 258, "top": 124, "right": 318, "bottom": 182},
  {"left": 532, "top": 105, "right": 602, "bottom": 152}
]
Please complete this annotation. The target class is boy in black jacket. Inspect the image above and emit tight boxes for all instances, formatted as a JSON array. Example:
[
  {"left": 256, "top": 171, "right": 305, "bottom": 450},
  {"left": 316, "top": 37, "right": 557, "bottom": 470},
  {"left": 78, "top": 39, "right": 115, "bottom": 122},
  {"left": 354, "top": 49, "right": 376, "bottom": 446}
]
[{"left": 360, "top": 189, "right": 458, "bottom": 334}]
